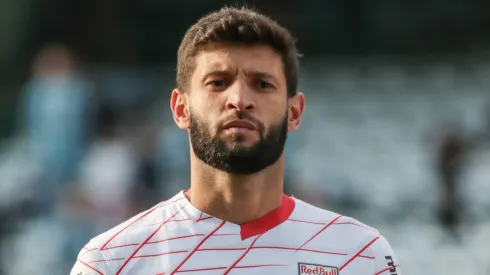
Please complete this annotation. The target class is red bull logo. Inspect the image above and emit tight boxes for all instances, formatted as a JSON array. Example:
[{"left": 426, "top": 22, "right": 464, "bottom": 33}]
[{"left": 298, "top": 263, "right": 339, "bottom": 275}]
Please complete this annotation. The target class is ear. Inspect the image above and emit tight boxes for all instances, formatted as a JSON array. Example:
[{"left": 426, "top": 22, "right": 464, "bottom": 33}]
[
  {"left": 170, "top": 88, "right": 190, "bottom": 130},
  {"left": 287, "top": 92, "right": 305, "bottom": 132}
]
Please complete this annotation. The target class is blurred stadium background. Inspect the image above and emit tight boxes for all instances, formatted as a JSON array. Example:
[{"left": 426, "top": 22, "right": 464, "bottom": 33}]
[{"left": 1, "top": 0, "right": 490, "bottom": 274}]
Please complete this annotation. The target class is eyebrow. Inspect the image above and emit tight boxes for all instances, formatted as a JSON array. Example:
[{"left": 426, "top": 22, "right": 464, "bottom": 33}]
[
  {"left": 202, "top": 70, "right": 231, "bottom": 81},
  {"left": 201, "top": 68, "right": 279, "bottom": 85},
  {"left": 244, "top": 70, "right": 278, "bottom": 83},
  {"left": 201, "top": 67, "right": 238, "bottom": 81}
]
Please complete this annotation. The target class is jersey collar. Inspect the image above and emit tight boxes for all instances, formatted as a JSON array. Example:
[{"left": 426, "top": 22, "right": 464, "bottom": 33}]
[
  {"left": 180, "top": 190, "right": 295, "bottom": 240},
  {"left": 239, "top": 194, "right": 295, "bottom": 239}
]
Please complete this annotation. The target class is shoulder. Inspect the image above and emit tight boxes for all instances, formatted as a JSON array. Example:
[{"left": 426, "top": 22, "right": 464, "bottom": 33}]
[
  {"left": 71, "top": 193, "right": 187, "bottom": 274},
  {"left": 291, "top": 198, "right": 379, "bottom": 234},
  {"left": 290, "top": 198, "right": 392, "bottom": 250},
  {"left": 290, "top": 198, "right": 401, "bottom": 273}
]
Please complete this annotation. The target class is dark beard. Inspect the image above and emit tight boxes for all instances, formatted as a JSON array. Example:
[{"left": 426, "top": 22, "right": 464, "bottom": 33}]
[{"left": 189, "top": 110, "right": 288, "bottom": 175}]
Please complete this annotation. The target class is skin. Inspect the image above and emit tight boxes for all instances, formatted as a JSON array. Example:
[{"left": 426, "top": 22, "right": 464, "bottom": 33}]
[
  {"left": 171, "top": 43, "right": 305, "bottom": 224},
  {"left": 32, "top": 44, "right": 75, "bottom": 77}
]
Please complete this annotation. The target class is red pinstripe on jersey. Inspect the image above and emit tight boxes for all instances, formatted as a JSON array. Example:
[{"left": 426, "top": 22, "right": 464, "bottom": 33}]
[
  {"left": 374, "top": 264, "right": 399, "bottom": 275},
  {"left": 339, "top": 235, "right": 380, "bottom": 271},
  {"left": 78, "top": 247, "right": 98, "bottom": 259},
  {"left": 169, "top": 220, "right": 226, "bottom": 275},
  {"left": 294, "top": 215, "right": 343, "bottom": 254},
  {"left": 77, "top": 259, "right": 103, "bottom": 275},
  {"left": 223, "top": 233, "right": 263, "bottom": 274},
  {"left": 101, "top": 197, "right": 185, "bottom": 251},
  {"left": 116, "top": 204, "right": 187, "bottom": 275}
]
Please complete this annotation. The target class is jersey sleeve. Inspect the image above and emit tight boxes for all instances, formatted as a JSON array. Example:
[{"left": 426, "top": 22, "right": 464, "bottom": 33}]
[
  {"left": 70, "top": 244, "right": 112, "bottom": 275},
  {"left": 370, "top": 235, "right": 402, "bottom": 275}
]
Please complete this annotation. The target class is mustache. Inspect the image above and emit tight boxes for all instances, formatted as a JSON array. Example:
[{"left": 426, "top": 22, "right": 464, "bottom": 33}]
[{"left": 218, "top": 112, "right": 264, "bottom": 131}]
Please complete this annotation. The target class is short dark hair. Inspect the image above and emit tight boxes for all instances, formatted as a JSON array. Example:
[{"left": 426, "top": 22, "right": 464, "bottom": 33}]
[{"left": 177, "top": 6, "right": 300, "bottom": 97}]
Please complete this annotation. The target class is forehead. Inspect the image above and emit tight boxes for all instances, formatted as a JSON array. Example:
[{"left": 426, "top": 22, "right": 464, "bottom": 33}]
[{"left": 193, "top": 43, "right": 285, "bottom": 80}]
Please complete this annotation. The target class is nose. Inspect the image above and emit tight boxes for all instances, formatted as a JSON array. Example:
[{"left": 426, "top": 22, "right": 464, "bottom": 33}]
[{"left": 225, "top": 81, "right": 255, "bottom": 111}]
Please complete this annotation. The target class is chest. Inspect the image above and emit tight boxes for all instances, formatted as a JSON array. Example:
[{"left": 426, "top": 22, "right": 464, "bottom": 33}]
[{"left": 114, "top": 223, "right": 373, "bottom": 275}]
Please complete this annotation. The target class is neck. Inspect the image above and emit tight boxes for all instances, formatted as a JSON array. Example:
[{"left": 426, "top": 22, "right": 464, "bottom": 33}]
[{"left": 187, "top": 155, "right": 285, "bottom": 225}]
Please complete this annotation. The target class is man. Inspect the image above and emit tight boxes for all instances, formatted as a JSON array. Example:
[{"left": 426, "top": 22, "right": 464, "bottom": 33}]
[{"left": 71, "top": 7, "right": 402, "bottom": 275}]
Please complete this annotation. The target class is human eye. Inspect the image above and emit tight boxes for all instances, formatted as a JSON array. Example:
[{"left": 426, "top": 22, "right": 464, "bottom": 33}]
[
  {"left": 206, "top": 79, "right": 228, "bottom": 91},
  {"left": 212, "top": 80, "right": 227, "bottom": 87},
  {"left": 257, "top": 80, "right": 274, "bottom": 90}
]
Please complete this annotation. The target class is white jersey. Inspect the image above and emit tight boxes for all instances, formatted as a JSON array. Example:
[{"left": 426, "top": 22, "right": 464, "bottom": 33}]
[{"left": 71, "top": 191, "right": 401, "bottom": 275}]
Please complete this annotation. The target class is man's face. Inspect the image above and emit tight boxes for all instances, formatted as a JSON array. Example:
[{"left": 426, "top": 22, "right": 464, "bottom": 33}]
[{"left": 171, "top": 43, "right": 304, "bottom": 174}]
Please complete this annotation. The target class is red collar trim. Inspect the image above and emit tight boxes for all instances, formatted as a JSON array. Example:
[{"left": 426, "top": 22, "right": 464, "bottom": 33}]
[
  {"left": 182, "top": 191, "right": 296, "bottom": 240},
  {"left": 239, "top": 194, "right": 295, "bottom": 240}
]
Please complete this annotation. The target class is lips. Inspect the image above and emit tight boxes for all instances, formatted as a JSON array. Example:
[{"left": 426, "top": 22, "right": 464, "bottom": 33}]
[{"left": 223, "top": 120, "right": 257, "bottom": 130}]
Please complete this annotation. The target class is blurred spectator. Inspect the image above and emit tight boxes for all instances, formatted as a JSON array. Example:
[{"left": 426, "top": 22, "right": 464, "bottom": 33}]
[
  {"left": 76, "top": 104, "right": 137, "bottom": 234},
  {"left": 130, "top": 121, "right": 162, "bottom": 212},
  {"left": 436, "top": 124, "right": 466, "bottom": 239},
  {"left": 18, "top": 43, "right": 93, "bottom": 216},
  {"left": 157, "top": 126, "right": 191, "bottom": 197},
  {"left": 56, "top": 104, "right": 137, "bottom": 266}
]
